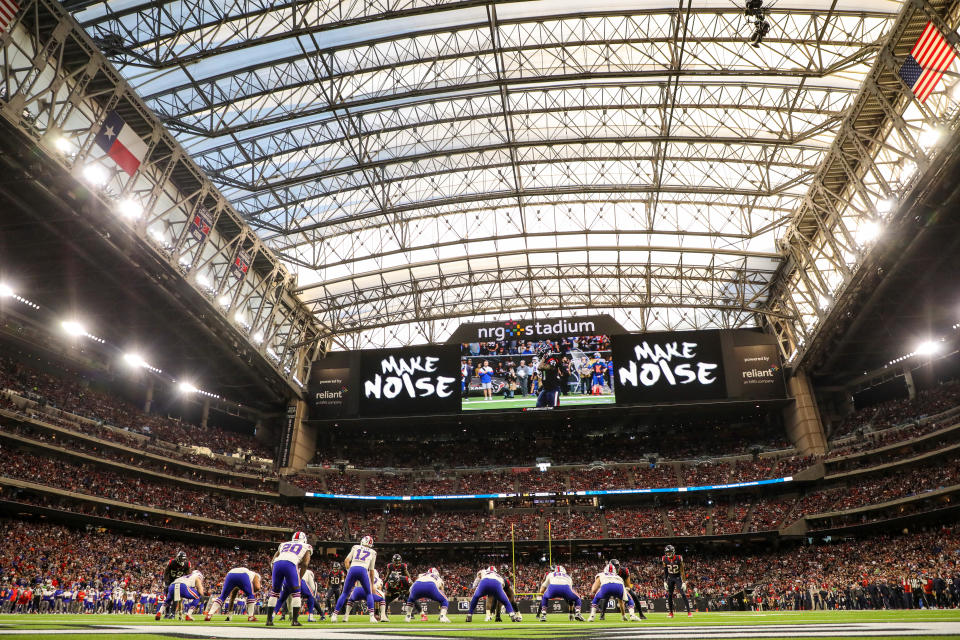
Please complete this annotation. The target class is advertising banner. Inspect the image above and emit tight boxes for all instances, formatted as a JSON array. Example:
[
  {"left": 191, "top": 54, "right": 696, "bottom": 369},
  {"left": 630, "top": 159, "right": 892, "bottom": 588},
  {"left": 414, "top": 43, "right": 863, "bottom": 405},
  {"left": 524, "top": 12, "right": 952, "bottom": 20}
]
[
  {"left": 725, "top": 343, "right": 785, "bottom": 400},
  {"left": 358, "top": 344, "right": 461, "bottom": 416},
  {"left": 308, "top": 351, "right": 356, "bottom": 419},
  {"left": 611, "top": 330, "right": 727, "bottom": 404},
  {"left": 447, "top": 314, "right": 625, "bottom": 343}
]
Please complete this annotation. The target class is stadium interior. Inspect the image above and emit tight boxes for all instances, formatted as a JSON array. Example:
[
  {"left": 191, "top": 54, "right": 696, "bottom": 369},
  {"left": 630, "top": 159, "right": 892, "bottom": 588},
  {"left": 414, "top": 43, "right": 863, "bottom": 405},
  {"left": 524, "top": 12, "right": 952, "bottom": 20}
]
[{"left": 1, "top": 0, "right": 960, "bottom": 638}]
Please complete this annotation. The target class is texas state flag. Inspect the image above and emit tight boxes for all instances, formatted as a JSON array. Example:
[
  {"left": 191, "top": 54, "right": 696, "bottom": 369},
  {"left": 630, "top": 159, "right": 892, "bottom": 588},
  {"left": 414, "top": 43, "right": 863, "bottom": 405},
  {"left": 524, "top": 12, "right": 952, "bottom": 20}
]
[{"left": 93, "top": 111, "right": 147, "bottom": 176}]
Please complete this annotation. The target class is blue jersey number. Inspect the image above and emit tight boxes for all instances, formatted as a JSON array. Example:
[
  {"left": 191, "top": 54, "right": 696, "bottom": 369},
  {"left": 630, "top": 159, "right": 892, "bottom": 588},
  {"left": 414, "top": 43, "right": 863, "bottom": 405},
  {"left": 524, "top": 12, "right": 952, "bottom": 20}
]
[
  {"left": 281, "top": 543, "right": 303, "bottom": 555},
  {"left": 354, "top": 548, "right": 371, "bottom": 562}
]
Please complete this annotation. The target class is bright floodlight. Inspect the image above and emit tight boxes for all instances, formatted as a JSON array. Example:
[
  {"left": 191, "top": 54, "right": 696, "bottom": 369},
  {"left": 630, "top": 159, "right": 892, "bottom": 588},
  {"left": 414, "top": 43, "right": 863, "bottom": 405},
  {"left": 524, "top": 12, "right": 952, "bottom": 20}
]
[
  {"left": 919, "top": 126, "right": 941, "bottom": 149},
  {"left": 252, "top": 331, "right": 264, "bottom": 344},
  {"left": 876, "top": 197, "right": 896, "bottom": 215},
  {"left": 856, "top": 220, "right": 881, "bottom": 245},
  {"left": 178, "top": 381, "right": 198, "bottom": 393},
  {"left": 61, "top": 320, "right": 86, "bottom": 336},
  {"left": 123, "top": 353, "right": 148, "bottom": 368},
  {"left": 234, "top": 310, "right": 247, "bottom": 325},
  {"left": 82, "top": 164, "right": 108, "bottom": 186},
  {"left": 916, "top": 340, "right": 940, "bottom": 356},
  {"left": 0, "top": 283, "right": 13, "bottom": 298},
  {"left": 218, "top": 295, "right": 231, "bottom": 308},
  {"left": 53, "top": 136, "right": 72, "bottom": 153},
  {"left": 118, "top": 198, "right": 142, "bottom": 219}
]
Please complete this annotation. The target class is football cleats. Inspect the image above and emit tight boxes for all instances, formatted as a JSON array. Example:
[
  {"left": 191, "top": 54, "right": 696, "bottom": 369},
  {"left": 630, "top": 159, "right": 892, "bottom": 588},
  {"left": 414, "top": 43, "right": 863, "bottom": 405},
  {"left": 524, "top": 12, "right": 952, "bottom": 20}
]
[
  {"left": 360, "top": 535, "right": 374, "bottom": 548},
  {"left": 292, "top": 531, "right": 308, "bottom": 543},
  {"left": 664, "top": 545, "right": 675, "bottom": 557}
]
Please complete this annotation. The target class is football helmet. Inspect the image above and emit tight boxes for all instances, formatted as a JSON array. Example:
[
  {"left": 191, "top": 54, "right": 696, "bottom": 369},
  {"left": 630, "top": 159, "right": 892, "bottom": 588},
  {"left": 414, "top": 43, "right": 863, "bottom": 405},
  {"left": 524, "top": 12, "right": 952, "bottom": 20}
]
[
  {"left": 604, "top": 563, "right": 616, "bottom": 575},
  {"left": 360, "top": 535, "right": 374, "bottom": 548},
  {"left": 665, "top": 544, "right": 676, "bottom": 557},
  {"left": 175, "top": 550, "right": 187, "bottom": 562},
  {"left": 487, "top": 566, "right": 498, "bottom": 574},
  {"left": 555, "top": 565, "right": 567, "bottom": 575},
  {"left": 392, "top": 554, "right": 402, "bottom": 564},
  {"left": 428, "top": 567, "right": 439, "bottom": 577},
  {"left": 292, "top": 531, "right": 308, "bottom": 543}
]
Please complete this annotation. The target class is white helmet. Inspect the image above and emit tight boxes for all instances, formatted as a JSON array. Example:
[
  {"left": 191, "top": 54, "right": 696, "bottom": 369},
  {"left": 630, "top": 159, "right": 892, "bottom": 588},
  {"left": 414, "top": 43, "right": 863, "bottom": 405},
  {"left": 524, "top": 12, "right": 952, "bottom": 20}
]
[
  {"left": 487, "top": 565, "right": 498, "bottom": 574},
  {"left": 292, "top": 531, "right": 307, "bottom": 543},
  {"left": 555, "top": 565, "right": 567, "bottom": 575},
  {"left": 604, "top": 563, "right": 616, "bottom": 575},
  {"left": 428, "top": 567, "right": 440, "bottom": 577},
  {"left": 360, "top": 535, "right": 374, "bottom": 548}
]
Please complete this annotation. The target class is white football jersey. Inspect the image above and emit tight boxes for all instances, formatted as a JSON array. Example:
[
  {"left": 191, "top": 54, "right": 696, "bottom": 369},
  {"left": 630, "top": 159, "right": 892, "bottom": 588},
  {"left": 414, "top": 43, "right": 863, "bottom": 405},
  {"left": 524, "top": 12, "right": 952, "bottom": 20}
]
[
  {"left": 598, "top": 572, "right": 624, "bottom": 586},
  {"left": 347, "top": 544, "right": 377, "bottom": 570},
  {"left": 275, "top": 540, "right": 313, "bottom": 565},
  {"left": 477, "top": 569, "right": 504, "bottom": 585},
  {"left": 543, "top": 570, "right": 573, "bottom": 588},
  {"left": 175, "top": 571, "right": 202, "bottom": 589},
  {"left": 416, "top": 573, "right": 443, "bottom": 588},
  {"left": 302, "top": 570, "right": 316, "bottom": 594},
  {"left": 227, "top": 567, "right": 259, "bottom": 583}
]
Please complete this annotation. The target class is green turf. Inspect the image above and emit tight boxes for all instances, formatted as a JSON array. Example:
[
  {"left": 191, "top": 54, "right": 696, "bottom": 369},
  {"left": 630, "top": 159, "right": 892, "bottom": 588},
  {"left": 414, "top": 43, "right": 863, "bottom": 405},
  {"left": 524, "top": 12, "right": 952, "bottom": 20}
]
[
  {"left": 461, "top": 394, "right": 615, "bottom": 411},
  {"left": 1, "top": 609, "right": 959, "bottom": 638}
]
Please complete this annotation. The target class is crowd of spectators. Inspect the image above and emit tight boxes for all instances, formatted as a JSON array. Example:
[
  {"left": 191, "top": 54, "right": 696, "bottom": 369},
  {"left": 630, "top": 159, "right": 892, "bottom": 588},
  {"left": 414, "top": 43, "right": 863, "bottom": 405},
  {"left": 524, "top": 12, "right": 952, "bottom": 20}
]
[
  {"left": 605, "top": 507, "right": 666, "bottom": 538},
  {"left": 0, "top": 355, "right": 270, "bottom": 459},
  {"left": 0, "top": 420, "right": 273, "bottom": 491},
  {"left": 4, "top": 516, "right": 960, "bottom": 607},
  {"left": 668, "top": 505, "right": 710, "bottom": 536},
  {"left": 0, "top": 444, "right": 304, "bottom": 530},
  {"left": 830, "top": 381, "right": 960, "bottom": 441}
]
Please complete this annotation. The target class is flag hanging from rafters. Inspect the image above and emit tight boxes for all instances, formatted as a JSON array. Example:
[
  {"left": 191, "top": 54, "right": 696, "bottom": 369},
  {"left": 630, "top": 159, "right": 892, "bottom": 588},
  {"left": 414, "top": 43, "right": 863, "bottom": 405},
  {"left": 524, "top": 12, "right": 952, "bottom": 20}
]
[
  {"left": 898, "top": 21, "right": 957, "bottom": 103},
  {"left": 93, "top": 110, "right": 148, "bottom": 175},
  {"left": 0, "top": 0, "right": 19, "bottom": 34}
]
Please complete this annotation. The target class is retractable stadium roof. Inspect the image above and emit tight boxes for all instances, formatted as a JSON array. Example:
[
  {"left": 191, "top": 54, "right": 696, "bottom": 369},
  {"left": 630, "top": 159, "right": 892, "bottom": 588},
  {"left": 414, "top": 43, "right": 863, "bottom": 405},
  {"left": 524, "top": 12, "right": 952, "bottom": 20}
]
[{"left": 66, "top": 0, "right": 905, "bottom": 349}]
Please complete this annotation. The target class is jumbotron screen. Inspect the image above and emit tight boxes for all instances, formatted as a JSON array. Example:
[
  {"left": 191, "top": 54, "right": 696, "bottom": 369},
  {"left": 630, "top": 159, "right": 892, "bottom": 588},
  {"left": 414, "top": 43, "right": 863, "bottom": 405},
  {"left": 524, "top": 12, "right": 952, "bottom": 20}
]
[
  {"left": 307, "top": 316, "right": 785, "bottom": 419},
  {"left": 459, "top": 335, "right": 615, "bottom": 411}
]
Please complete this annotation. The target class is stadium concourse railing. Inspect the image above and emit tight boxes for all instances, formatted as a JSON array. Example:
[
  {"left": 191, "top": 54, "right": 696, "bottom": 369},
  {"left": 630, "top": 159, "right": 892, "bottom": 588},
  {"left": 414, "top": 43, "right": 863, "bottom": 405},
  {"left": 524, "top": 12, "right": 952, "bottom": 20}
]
[{"left": 0, "top": 391, "right": 276, "bottom": 483}]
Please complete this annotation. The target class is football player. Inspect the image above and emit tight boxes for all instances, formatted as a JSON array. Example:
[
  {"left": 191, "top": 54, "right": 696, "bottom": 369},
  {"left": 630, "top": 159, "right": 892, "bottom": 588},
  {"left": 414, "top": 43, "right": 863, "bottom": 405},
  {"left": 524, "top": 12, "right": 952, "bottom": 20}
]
[
  {"left": 662, "top": 544, "right": 692, "bottom": 618},
  {"left": 331, "top": 536, "right": 378, "bottom": 623},
  {"left": 266, "top": 531, "right": 312, "bottom": 627}
]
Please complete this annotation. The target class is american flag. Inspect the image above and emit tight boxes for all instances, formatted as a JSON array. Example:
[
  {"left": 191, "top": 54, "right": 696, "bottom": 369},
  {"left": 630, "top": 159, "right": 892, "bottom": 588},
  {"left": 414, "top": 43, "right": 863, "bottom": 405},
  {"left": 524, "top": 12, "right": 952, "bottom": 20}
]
[
  {"left": 898, "top": 21, "right": 957, "bottom": 103},
  {"left": 0, "top": 0, "right": 19, "bottom": 34}
]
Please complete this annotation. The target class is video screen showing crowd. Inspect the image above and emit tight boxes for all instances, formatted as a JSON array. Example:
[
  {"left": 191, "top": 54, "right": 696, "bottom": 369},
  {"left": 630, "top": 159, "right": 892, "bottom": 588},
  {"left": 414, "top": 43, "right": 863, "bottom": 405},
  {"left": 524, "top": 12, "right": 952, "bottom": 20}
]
[
  {"left": 460, "top": 335, "right": 615, "bottom": 411},
  {"left": 143, "top": 534, "right": 685, "bottom": 626}
]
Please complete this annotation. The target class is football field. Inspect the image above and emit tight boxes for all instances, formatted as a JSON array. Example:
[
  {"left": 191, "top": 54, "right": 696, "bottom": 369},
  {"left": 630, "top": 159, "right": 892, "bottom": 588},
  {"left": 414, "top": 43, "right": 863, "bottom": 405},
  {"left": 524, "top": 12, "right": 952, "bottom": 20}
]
[
  {"left": 2, "top": 610, "right": 960, "bottom": 639},
  {"left": 462, "top": 394, "right": 616, "bottom": 411}
]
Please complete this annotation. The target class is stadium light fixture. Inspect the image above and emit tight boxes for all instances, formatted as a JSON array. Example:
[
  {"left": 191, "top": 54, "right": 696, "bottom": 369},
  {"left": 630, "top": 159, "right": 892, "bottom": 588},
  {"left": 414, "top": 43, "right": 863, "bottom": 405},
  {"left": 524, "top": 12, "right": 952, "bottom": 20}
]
[
  {"left": 61, "top": 319, "right": 106, "bottom": 343},
  {"left": 918, "top": 126, "right": 942, "bottom": 149},
  {"left": 53, "top": 136, "right": 72, "bottom": 154},
  {"left": 218, "top": 295, "right": 231, "bottom": 308},
  {"left": 0, "top": 283, "right": 40, "bottom": 309},
  {"left": 876, "top": 197, "right": 896, "bottom": 215},
  {"left": 117, "top": 198, "right": 142, "bottom": 219},
  {"left": 915, "top": 340, "right": 940, "bottom": 356},
  {"left": 61, "top": 320, "right": 86, "bottom": 336},
  {"left": 856, "top": 220, "right": 881, "bottom": 246},
  {"left": 252, "top": 331, "right": 264, "bottom": 344},
  {"left": 82, "top": 164, "right": 108, "bottom": 186},
  {"left": 178, "top": 381, "right": 198, "bottom": 394}
]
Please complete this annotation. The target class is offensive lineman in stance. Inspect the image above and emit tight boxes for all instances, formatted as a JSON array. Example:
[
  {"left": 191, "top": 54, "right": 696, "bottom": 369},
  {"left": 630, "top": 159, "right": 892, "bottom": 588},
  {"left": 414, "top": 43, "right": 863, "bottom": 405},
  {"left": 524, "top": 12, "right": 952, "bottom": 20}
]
[
  {"left": 267, "top": 531, "right": 312, "bottom": 627},
  {"left": 204, "top": 567, "right": 261, "bottom": 621},
  {"left": 404, "top": 568, "right": 451, "bottom": 623},
  {"left": 662, "top": 544, "right": 693, "bottom": 618},
  {"left": 587, "top": 564, "right": 641, "bottom": 622},
  {"left": 466, "top": 566, "right": 521, "bottom": 623},
  {"left": 332, "top": 536, "right": 378, "bottom": 623},
  {"left": 537, "top": 565, "right": 585, "bottom": 622}
]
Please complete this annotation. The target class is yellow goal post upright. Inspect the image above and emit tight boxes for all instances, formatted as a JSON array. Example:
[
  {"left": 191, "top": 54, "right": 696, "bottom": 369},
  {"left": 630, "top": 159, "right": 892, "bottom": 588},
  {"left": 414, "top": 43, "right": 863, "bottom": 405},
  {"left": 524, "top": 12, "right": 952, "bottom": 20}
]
[{"left": 509, "top": 520, "right": 554, "bottom": 598}]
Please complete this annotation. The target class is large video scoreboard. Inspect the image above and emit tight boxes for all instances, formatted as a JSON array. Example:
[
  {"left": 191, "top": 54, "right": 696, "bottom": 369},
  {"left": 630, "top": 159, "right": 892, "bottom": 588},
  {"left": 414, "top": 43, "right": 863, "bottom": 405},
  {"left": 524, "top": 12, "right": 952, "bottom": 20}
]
[{"left": 308, "top": 315, "right": 785, "bottom": 419}]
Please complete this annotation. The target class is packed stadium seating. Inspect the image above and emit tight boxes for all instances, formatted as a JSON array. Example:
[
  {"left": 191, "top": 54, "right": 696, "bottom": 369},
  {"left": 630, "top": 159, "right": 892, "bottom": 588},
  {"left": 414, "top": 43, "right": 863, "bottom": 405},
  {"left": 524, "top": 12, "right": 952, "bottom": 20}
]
[{"left": 3, "top": 516, "right": 959, "bottom": 611}]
